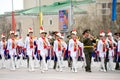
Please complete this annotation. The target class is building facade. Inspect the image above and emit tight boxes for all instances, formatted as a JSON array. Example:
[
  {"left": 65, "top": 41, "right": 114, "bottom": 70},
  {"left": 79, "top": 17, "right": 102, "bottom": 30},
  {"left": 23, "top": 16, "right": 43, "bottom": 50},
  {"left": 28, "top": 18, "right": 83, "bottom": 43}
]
[{"left": 0, "top": 0, "right": 120, "bottom": 39}]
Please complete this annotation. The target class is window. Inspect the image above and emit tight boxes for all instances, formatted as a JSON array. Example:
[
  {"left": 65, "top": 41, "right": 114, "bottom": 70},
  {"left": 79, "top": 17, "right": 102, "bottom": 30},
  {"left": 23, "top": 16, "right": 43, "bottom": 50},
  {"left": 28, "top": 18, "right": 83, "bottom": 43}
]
[
  {"left": 102, "top": 3, "right": 106, "bottom": 8},
  {"left": 50, "top": 20, "right": 52, "bottom": 25}
]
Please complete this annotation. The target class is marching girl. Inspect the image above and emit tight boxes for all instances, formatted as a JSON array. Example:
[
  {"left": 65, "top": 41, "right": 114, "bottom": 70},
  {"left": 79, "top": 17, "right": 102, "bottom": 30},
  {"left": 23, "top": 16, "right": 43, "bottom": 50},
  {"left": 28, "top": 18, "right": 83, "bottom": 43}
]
[
  {"left": 16, "top": 36, "right": 24, "bottom": 68},
  {"left": 97, "top": 31, "right": 108, "bottom": 72},
  {"left": 7, "top": 31, "right": 17, "bottom": 70},
  {"left": 53, "top": 32, "right": 67, "bottom": 72},
  {"left": 106, "top": 31, "right": 117, "bottom": 71},
  {"left": 68, "top": 29, "right": 83, "bottom": 72},
  {"left": 24, "top": 27, "right": 36, "bottom": 71},
  {"left": 37, "top": 26, "right": 51, "bottom": 73},
  {"left": 0, "top": 33, "right": 7, "bottom": 69},
  {"left": 60, "top": 33, "right": 67, "bottom": 69}
]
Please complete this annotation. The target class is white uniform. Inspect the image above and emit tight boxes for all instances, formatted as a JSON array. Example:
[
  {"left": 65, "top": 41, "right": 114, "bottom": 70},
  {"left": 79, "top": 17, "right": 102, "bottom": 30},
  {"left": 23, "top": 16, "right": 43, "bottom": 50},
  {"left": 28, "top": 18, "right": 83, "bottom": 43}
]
[
  {"left": 107, "top": 38, "right": 117, "bottom": 70},
  {"left": 7, "top": 38, "right": 17, "bottom": 70},
  {"left": 53, "top": 39, "right": 67, "bottom": 71},
  {"left": 61, "top": 40, "right": 67, "bottom": 51},
  {"left": 97, "top": 39, "right": 108, "bottom": 58},
  {"left": 118, "top": 40, "right": 120, "bottom": 53},
  {"left": 107, "top": 38, "right": 117, "bottom": 57},
  {"left": 97, "top": 39, "right": 108, "bottom": 72},
  {"left": 0, "top": 40, "right": 7, "bottom": 68},
  {"left": 38, "top": 37, "right": 50, "bottom": 72},
  {"left": 68, "top": 39, "right": 83, "bottom": 72},
  {"left": 24, "top": 36, "right": 35, "bottom": 71},
  {"left": 16, "top": 38, "right": 24, "bottom": 68}
]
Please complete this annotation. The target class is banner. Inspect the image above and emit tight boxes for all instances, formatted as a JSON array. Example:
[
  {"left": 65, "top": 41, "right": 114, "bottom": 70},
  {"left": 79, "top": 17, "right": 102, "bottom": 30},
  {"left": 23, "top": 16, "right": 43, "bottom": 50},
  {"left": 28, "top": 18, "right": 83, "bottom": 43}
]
[
  {"left": 59, "top": 10, "right": 68, "bottom": 31},
  {"left": 112, "top": 0, "right": 117, "bottom": 21}
]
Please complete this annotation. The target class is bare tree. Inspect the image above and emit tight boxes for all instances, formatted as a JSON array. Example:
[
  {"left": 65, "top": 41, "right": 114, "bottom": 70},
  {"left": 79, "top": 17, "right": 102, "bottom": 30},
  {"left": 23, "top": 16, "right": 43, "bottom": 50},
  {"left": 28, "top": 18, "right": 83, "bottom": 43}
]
[{"left": 0, "top": 16, "right": 11, "bottom": 40}]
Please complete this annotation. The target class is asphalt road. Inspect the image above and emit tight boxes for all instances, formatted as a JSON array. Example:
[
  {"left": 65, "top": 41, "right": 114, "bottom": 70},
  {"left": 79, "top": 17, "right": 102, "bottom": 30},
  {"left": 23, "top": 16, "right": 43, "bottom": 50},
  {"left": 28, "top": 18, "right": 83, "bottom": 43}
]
[{"left": 0, "top": 60, "right": 120, "bottom": 80}]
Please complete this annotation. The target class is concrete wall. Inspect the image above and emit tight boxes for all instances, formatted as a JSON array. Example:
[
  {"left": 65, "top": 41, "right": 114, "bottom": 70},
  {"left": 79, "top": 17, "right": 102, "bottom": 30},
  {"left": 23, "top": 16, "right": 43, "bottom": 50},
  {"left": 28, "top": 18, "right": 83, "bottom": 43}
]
[{"left": 1, "top": 0, "right": 120, "bottom": 39}]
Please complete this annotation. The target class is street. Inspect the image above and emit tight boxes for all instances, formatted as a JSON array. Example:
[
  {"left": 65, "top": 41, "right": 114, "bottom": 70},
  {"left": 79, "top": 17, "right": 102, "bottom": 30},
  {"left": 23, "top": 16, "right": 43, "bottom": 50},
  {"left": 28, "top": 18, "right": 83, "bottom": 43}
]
[{"left": 0, "top": 60, "right": 120, "bottom": 80}]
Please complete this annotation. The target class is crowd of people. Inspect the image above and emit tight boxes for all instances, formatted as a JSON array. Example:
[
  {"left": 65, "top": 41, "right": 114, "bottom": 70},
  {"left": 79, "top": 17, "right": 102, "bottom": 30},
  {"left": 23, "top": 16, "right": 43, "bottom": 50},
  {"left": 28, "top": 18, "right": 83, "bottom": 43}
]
[{"left": 0, "top": 26, "right": 120, "bottom": 73}]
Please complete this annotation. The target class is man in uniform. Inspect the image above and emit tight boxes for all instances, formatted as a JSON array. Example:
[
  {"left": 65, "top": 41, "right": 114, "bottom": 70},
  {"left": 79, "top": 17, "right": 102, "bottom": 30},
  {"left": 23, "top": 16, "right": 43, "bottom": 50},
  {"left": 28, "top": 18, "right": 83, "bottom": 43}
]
[{"left": 82, "top": 29, "right": 96, "bottom": 72}]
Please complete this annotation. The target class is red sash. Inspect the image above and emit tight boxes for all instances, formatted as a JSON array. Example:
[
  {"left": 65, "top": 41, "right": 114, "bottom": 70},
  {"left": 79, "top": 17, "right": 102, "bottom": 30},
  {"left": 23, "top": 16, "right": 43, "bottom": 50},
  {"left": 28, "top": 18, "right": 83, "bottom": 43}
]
[
  {"left": 30, "top": 37, "right": 33, "bottom": 48},
  {"left": 102, "top": 40, "right": 106, "bottom": 52},
  {"left": 73, "top": 38, "right": 77, "bottom": 51},
  {"left": 109, "top": 39, "right": 113, "bottom": 49},
  {"left": 2, "top": 40, "right": 6, "bottom": 49},
  {"left": 12, "top": 38, "right": 15, "bottom": 49},
  {"left": 42, "top": 37, "right": 47, "bottom": 49},
  {"left": 57, "top": 39, "right": 61, "bottom": 51}
]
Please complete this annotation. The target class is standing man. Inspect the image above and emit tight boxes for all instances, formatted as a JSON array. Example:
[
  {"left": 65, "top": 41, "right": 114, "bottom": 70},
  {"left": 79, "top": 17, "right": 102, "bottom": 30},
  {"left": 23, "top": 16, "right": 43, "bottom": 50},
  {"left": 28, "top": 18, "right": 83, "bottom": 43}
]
[
  {"left": 24, "top": 27, "right": 35, "bottom": 71},
  {"left": 82, "top": 29, "right": 95, "bottom": 72},
  {"left": 0, "top": 33, "right": 7, "bottom": 69}
]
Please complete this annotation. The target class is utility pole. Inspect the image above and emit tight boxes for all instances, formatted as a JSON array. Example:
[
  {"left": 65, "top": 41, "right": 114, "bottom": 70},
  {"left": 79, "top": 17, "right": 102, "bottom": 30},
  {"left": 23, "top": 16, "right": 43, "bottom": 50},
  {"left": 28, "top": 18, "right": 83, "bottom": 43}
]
[
  {"left": 69, "top": 0, "right": 73, "bottom": 31},
  {"left": 39, "top": 0, "right": 42, "bottom": 26}
]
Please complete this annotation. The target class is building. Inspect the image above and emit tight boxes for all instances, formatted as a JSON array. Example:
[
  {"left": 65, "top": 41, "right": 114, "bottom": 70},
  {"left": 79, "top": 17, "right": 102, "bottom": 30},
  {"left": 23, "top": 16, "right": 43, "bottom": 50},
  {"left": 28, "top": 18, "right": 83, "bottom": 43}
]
[{"left": 0, "top": 0, "right": 120, "bottom": 39}]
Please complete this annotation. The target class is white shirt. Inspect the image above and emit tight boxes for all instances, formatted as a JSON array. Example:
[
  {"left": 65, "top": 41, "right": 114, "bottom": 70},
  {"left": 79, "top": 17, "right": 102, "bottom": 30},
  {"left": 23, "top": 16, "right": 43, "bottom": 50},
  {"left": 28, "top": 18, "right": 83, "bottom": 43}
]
[
  {"left": 117, "top": 40, "right": 120, "bottom": 52},
  {"left": 24, "top": 37, "right": 35, "bottom": 50},
  {"left": 37, "top": 37, "right": 50, "bottom": 55},
  {"left": 7, "top": 38, "right": 17, "bottom": 50}
]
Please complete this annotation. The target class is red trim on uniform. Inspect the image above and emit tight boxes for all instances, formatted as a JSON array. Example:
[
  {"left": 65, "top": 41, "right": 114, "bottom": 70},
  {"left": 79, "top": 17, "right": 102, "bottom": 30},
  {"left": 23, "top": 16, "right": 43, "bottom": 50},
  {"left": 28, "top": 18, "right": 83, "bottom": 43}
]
[{"left": 38, "top": 50, "right": 40, "bottom": 54}]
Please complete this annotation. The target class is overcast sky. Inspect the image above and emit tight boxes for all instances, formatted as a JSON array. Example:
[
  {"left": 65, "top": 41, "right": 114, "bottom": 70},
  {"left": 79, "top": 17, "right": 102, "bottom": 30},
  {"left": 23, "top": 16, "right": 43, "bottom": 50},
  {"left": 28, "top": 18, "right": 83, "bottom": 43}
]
[{"left": 0, "top": 0, "right": 23, "bottom": 14}]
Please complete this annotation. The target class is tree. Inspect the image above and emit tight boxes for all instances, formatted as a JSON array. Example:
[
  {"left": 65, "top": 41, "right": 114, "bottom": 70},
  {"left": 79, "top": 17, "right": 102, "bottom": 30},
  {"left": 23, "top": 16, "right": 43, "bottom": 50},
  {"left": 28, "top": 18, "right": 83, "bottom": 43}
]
[{"left": 0, "top": 16, "right": 12, "bottom": 40}]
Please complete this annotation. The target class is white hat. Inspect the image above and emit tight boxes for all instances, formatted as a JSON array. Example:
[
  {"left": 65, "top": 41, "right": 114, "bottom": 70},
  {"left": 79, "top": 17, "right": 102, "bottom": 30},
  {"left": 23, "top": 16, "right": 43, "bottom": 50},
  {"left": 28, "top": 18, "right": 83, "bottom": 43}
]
[
  {"left": 71, "top": 29, "right": 77, "bottom": 35},
  {"left": 107, "top": 30, "right": 112, "bottom": 36},
  {"left": 100, "top": 30, "right": 105, "bottom": 37},
  {"left": 10, "top": 30, "right": 15, "bottom": 34},
  {"left": 60, "top": 34, "right": 64, "bottom": 39},
  {"left": 56, "top": 32, "right": 61, "bottom": 37},
  {"left": 40, "top": 26, "right": 46, "bottom": 34},
  {"left": 1, "top": 33, "right": 5, "bottom": 38},
  {"left": 28, "top": 27, "right": 33, "bottom": 33},
  {"left": 48, "top": 35, "right": 52, "bottom": 39},
  {"left": 14, "top": 32, "right": 18, "bottom": 36}
]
